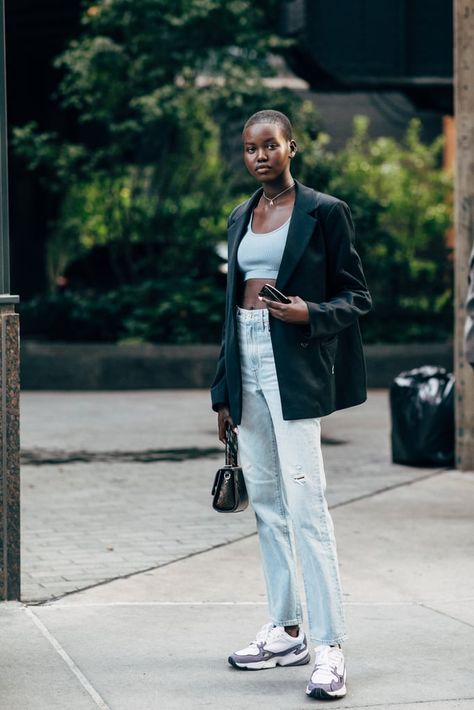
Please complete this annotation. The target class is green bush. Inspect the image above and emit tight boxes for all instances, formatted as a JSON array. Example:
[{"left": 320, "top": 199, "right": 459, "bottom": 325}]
[
  {"left": 325, "top": 116, "right": 453, "bottom": 343},
  {"left": 20, "top": 276, "right": 226, "bottom": 344}
]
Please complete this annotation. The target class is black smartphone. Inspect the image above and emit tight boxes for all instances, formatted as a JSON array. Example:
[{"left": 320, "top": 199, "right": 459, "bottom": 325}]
[{"left": 258, "top": 283, "right": 291, "bottom": 304}]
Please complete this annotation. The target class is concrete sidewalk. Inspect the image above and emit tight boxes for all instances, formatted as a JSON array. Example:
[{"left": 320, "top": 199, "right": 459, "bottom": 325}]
[
  {"left": 1, "top": 390, "right": 473, "bottom": 708},
  {"left": 20, "top": 390, "right": 444, "bottom": 601}
]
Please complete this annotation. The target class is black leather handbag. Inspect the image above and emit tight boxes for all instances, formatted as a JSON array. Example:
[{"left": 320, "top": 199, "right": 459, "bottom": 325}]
[{"left": 211, "top": 424, "right": 249, "bottom": 513}]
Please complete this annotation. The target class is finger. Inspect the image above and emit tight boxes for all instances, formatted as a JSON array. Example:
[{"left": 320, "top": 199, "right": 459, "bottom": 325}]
[
  {"left": 265, "top": 301, "right": 286, "bottom": 312},
  {"left": 223, "top": 414, "right": 238, "bottom": 434},
  {"left": 221, "top": 423, "right": 236, "bottom": 443},
  {"left": 268, "top": 304, "right": 289, "bottom": 320},
  {"left": 258, "top": 296, "right": 284, "bottom": 309},
  {"left": 228, "top": 421, "right": 238, "bottom": 434},
  {"left": 218, "top": 419, "right": 226, "bottom": 443},
  {"left": 225, "top": 417, "right": 237, "bottom": 433}
]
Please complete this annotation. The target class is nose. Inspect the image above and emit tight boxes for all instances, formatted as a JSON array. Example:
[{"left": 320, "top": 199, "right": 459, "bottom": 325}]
[{"left": 256, "top": 148, "right": 268, "bottom": 162}]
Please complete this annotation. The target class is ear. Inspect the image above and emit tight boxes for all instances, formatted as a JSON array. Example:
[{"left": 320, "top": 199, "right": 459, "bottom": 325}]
[{"left": 289, "top": 139, "right": 297, "bottom": 158}]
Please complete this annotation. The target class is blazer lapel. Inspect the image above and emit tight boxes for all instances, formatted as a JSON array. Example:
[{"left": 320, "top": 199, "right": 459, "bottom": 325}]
[{"left": 275, "top": 181, "right": 318, "bottom": 291}]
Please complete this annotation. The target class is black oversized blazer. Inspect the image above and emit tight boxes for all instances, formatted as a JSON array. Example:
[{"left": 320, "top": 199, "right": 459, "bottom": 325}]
[{"left": 210, "top": 180, "right": 373, "bottom": 424}]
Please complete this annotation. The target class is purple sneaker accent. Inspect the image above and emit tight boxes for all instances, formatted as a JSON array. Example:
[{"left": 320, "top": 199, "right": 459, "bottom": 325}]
[
  {"left": 306, "top": 645, "right": 347, "bottom": 700},
  {"left": 228, "top": 624, "right": 310, "bottom": 670}
]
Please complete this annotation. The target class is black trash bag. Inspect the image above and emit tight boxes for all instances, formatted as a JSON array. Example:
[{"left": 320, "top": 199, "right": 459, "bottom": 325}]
[{"left": 390, "top": 366, "right": 455, "bottom": 466}]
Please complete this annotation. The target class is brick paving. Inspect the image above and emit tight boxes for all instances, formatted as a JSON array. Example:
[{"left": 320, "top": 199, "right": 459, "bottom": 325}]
[
  {"left": 20, "top": 390, "right": 443, "bottom": 602},
  {"left": 21, "top": 458, "right": 253, "bottom": 601}
]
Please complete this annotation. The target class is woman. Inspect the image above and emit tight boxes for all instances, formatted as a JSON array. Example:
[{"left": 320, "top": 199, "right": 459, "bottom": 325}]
[{"left": 210, "top": 109, "right": 372, "bottom": 701}]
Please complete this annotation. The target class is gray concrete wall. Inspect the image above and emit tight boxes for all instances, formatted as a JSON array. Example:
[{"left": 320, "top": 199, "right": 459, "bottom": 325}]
[{"left": 20, "top": 340, "right": 453, "bottom": 390}]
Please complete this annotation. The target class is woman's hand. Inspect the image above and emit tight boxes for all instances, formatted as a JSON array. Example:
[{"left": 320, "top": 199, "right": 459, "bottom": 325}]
[
  {"left": 217, "top": 405, "right": 237, "bottom": 444},
  {"left": 258, "top": 295, "right": 310, "bottom": 324}
]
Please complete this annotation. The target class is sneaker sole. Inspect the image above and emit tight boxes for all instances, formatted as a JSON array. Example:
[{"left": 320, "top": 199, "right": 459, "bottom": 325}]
[
  {"left": 306, "top": 684, "right": 347, "bottom": 700},
  {"left": 229, "top": 651, "right": 311, "bottom": 671}
]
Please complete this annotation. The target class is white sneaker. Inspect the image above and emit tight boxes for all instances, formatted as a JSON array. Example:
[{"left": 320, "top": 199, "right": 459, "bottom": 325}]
[
  {"left": 228, "top": 622, "right": 310, "bottom": 670},
  {"left": 306, "top": 645, "right": 347, "bottom": 699}
]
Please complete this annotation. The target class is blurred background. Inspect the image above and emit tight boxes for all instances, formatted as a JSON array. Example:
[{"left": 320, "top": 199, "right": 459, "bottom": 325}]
[{"left": 6, "top": 0, "right": 454, "bottom": 358}]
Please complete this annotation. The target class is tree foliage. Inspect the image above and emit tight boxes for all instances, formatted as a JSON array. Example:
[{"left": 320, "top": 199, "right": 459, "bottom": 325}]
[
  {"left": 326, "top": 116, "right": 453, "bottom": 342},
  {"left": 14, "top": 1, "right": 453, "bottom": 344}
]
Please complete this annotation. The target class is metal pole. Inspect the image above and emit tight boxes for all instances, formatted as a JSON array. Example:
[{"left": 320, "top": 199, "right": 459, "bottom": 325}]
[
  {"left": 454, "top": 0, "right": 474, "bottom": 471},
  {"left": 0, "top": 0, "right": 20, "bottom": 600},
  {"left": 0, "top": 0, "right": 16, "bottom": 303},
  {"left": 0, "top": 0, "right": 12, "bottom": 300}
]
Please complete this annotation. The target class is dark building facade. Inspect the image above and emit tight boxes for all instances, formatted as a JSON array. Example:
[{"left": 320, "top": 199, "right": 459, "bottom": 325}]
[
  {"left": 282, "top": 0, "right": 452, "bottom": 112},
  {"left": 6, "top": 1, "right": 81, "bottom": 298}
]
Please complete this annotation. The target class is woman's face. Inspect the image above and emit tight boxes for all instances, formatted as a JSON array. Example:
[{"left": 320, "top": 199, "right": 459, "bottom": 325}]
[{"left": 243, "top": 122, "right": 295, "bottom": 183}]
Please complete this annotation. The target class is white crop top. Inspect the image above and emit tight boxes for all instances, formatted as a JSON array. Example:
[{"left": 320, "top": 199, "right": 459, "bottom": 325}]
[{"left": 236, "top": 215, "right": 290, "bottom": 281}]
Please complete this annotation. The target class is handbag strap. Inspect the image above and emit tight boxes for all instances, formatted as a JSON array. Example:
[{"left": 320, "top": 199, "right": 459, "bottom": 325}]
[{"left": 225, "top": 423, "right": 238, "bottom": 467}]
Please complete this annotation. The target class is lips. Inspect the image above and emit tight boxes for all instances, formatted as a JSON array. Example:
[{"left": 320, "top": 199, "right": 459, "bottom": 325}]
[{"left": 256, "top": 166, "right": 271, "bottom": 173}]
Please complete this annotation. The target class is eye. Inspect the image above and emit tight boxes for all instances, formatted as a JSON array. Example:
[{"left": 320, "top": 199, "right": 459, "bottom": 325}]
[{"left": 246, "top": 146, "right": 256, "bottom": 153}]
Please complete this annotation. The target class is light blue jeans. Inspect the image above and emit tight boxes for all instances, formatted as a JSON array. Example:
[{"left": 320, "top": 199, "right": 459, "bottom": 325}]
[{"left": 236, "top": 306, "right": 347, "bottom": 645}]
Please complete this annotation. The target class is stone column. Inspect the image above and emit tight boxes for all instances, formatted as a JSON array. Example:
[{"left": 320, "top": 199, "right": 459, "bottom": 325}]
[
  {"left": 0, "top": 0, "right": 20, "bottom": 600},
  {"left": 0, "top": 303, "right": 20, "bottom": 599}
]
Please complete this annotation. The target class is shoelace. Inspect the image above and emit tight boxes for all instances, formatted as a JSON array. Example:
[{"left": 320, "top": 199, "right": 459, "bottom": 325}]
[
  {"left": 313, "top": 646, "right": 342, "bottom": 678},
  {"left": 252, "top": 622, "right": 283, "bottom": 647}
]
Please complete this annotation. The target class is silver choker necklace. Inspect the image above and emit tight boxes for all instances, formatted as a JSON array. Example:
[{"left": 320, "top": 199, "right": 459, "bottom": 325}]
[{"left": 262, "top": 182, "right": 295, "bottom": 207}]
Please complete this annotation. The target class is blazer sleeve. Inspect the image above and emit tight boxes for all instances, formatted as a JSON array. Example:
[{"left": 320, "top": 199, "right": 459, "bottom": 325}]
[
  {"left": 304, "top": 200, "right": 372, "bottom": 339},
  {"left": 464, "top": 241, "right": 474, "bottom": 368},
  {"left": 210, "top": 208, "right": 240, "bottom": 412},
  {"left": 210, "top": 320, "right": 229, "bottom": 411}
]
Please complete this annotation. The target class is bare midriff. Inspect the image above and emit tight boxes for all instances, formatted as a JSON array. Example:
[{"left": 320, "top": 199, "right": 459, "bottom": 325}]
[{"left": 238, "top": 277, "right": 277, "bottom": 309}]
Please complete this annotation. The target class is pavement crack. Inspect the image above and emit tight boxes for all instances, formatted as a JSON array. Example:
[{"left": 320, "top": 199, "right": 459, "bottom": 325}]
[
  {"left": 24, "top": 608, "right": 112, "bottom": 709},
  {"left": 321, "top": 436, "right": 347, "bottom": 445},
  {"left": 21, "top": 446, "right": 222, "bottom": 465},
  {"left": 331, "top": 467, "right": 448, "bottom": 510},
  {"left": 419, "top": 602, "right": 474, "bottom": 630}
]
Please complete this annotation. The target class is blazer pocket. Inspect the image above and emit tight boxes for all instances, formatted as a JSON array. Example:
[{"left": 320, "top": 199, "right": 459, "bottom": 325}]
[
  {"left": 320, "top": 336, "right": 338, "bottom": 370},
  {"left": 320, "top": 334, "right": 338, "bottom": 349}
]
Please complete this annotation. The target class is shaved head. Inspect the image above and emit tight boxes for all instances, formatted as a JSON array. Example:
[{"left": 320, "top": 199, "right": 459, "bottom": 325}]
[{"left": 243, "top": 110, "right": 293, "bottom": 141}]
